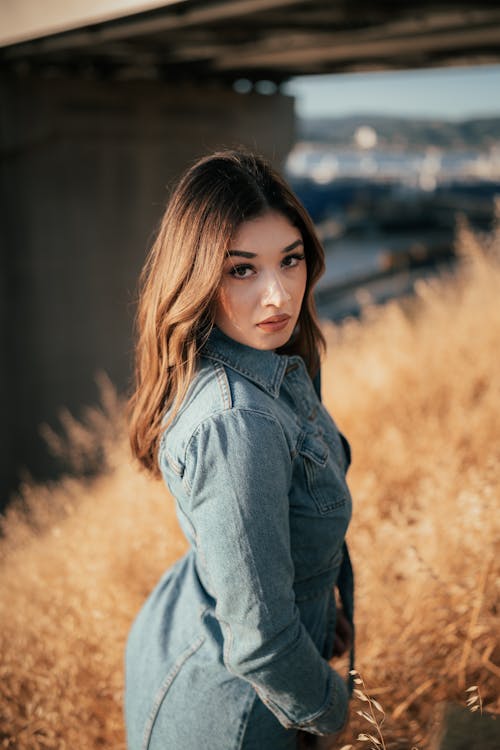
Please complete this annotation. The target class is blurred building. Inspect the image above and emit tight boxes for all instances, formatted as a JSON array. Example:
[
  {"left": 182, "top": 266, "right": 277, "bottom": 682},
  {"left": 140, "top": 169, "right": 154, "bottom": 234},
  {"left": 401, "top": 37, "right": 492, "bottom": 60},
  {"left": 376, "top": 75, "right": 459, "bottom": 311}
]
[{"left": 1, "top": 0, "right": 500, "bottom": 503}]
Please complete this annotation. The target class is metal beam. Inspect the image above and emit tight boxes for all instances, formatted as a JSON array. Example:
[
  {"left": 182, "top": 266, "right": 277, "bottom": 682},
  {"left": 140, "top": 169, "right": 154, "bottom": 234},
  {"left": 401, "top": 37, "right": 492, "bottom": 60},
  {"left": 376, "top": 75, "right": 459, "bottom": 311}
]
[
  {"left": 1, "top": 0, "right": 306, "bottom": 57},
  {"left": 3, "top": 1, "right": 500, "bottom": 78},
  {"left": 214, "top": 19, "right": 500, "bottom": 70}
]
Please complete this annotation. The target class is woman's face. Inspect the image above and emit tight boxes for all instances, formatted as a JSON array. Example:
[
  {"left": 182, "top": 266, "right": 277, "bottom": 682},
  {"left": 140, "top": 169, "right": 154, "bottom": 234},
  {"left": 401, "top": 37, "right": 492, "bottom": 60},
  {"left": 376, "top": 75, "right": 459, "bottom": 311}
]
[{"left": 215, "top": 211, "right": 307, "bottom": 350}]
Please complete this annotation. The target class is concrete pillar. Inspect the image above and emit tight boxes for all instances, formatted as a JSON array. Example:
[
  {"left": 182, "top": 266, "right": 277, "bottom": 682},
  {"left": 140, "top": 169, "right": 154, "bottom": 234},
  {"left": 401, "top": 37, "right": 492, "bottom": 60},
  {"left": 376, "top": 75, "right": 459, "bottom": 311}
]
[{"left": 0, "top": 75, "right": 295, "bottom": 504}]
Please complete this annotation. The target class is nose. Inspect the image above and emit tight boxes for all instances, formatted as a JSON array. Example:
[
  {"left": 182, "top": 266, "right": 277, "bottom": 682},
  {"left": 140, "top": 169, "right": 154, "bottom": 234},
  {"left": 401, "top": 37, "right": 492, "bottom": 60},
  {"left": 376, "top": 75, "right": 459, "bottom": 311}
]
[{"left": 261, "top": 271, "right": 291, "bottom": 307}]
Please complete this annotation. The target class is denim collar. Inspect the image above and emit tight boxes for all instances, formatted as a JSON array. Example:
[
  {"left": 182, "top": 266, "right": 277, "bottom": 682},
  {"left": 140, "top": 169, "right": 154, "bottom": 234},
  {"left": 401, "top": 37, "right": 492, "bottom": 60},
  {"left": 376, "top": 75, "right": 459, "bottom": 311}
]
[{"left": 201, "top": 325, "right": 289, "bottom": 398}]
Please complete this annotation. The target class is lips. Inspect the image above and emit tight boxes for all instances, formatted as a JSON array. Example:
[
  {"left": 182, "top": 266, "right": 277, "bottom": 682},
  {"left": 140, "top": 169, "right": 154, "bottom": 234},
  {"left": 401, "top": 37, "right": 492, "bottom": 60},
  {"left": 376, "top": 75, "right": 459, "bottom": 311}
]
[{"left": 257, "top": 314, "right": 291, "bottom": 332}]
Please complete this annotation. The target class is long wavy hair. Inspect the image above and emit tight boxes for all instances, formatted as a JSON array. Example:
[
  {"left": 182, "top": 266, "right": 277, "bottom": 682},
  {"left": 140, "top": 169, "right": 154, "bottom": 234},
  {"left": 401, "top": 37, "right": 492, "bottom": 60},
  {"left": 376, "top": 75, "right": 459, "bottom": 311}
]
[{"left": 128, "top": 149, "right": 327, "bottom": 477}]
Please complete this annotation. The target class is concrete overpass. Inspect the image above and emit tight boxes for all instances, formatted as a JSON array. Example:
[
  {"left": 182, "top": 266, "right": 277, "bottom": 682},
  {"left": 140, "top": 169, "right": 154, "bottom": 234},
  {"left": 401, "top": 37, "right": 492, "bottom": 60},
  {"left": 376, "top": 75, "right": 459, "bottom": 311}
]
[
  {"left": 2, "top": 1, "right": 500, "bottom": 79},
  {"left": 1, "top": 1, "right": 500, "bottom": 504}
]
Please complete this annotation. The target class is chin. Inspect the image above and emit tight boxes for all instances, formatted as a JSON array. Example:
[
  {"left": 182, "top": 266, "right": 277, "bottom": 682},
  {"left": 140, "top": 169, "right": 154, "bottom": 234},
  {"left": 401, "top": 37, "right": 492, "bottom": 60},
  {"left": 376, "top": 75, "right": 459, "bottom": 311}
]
[
  {"left": 219, "top": 323, "right": 294, "bottom": 351},
  {"left": 254, "top": 331, "right": 293, "bottom": 350},
  {"left": 252, "top": 339, "right": 278, "bottom": 351}
]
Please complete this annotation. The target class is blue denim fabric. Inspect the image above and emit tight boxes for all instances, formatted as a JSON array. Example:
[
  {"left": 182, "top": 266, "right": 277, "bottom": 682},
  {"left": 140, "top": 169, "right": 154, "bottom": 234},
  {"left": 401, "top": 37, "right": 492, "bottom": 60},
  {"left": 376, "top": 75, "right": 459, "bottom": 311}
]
[{"left": 124, "top": 326, "right": 354, "bottom": 749}]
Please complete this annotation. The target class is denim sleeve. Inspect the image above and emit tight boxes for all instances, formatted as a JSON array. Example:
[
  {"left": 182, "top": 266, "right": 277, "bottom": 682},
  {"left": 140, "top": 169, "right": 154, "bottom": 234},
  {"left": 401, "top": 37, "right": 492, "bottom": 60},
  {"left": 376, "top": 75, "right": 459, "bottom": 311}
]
[{"left": 184, "top": 408, "right": 348, "bottom": 735}]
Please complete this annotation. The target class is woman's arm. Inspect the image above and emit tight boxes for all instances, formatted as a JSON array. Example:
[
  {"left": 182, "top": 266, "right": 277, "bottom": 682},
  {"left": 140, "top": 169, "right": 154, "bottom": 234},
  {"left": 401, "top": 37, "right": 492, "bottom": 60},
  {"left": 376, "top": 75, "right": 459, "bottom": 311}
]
[{"left": 182, "top": 408, "right": 349, "bottom": 736}]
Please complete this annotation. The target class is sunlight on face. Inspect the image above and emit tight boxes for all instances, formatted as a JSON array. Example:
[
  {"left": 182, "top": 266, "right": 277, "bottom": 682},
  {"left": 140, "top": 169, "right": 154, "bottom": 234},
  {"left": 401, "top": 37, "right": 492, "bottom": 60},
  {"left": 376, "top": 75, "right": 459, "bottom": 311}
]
[{"left": 215, "top": 211, "right": 307, "bottom": 350}]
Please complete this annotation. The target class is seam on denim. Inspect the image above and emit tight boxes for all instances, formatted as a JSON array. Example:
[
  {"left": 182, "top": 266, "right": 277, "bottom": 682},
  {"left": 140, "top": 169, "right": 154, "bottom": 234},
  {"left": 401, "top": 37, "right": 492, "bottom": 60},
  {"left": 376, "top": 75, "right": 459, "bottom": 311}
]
[
  {"left": 218, "top": 616, "right": 234, "bottom": 671},
  {"left": 301, "top": 452, "right": 347, "bottom": 515},
  {"left": 181, "top": 405, "right": 243, "bottom": 493},
  {"left": 199, "top": 603, "right": 211, "bottom": 622},
  {"left": 194, "top": 537, "right": 216, "bottom": 598},
  {"left": 299, "top": 693, "right": 338, "bottom": 730},
  {"left": 158, "top": 429, "right": 165, "bottom": 455},
  {"left": 221, "top": 603, "right": 309, "bottom": 685},
  {"left": 183, "top": 407, "right": 293, "bottom": 496},
  {"left": 270, "top": 356, "right": 288, "bottom": 396},
  {"left": 237, "top": 622, "right": 310, "bottom": 683},
  {"left": 308, "top": 405, "right": 319, "bottom": 421},
  {"left": 295, "top": 672, "right": 338, "bottom": 729},
  {"left": 141, "top": 634, "right": 205, "bottom": 750},
  {"left": 295, "top": 548, "right": 344, "bottom": 584},
  {"left": 213, "top": 362, "right": 232, "bottom": 410},
  {"left": 160, "top": 444, "right": 184, "bottom": 477},
  {"left": 317, "top": 498, "right": 347, "bottom": 513},
  {"left": 286, "top": 354, "right": 304, "bottom": 367},
  {"left": 183, "top": 470, "right": 193, "bottom": 494},
  {"left": 203, "top": 350, "right": 287, "bottom": 397},
  {"left": 338, "top": 431, "right": 352, "bottom": 469},
  {"left": 298, "top": 431, "right": 328, "bottom": 466},
  {"left": 235, "top": 685, "right": 259, "bottom": 750},
  {"left": 203, "top": 350, "right": 273, "bottom": 390},
  {"left": 252, "top": 686, "right": 295, "bottom": 729},
  {"left": 174, "top": 496, "right": 196, "bottom": 539},
  {"left": 323, "top": 593, "right": 337, "bottom": 661},
  {"left": 157, "top": 428, "right": 168, "bottom": 469},
  {"left": 306, "top": 669, "right": 349, "bottom": 734}
]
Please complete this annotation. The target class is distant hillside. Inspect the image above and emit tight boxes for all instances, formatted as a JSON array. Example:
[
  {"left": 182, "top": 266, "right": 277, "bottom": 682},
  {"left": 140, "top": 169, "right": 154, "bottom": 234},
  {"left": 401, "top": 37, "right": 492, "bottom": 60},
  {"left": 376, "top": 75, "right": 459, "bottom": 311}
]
[{"left": 297, "top": 115, "right": 500, "bottom": 150}]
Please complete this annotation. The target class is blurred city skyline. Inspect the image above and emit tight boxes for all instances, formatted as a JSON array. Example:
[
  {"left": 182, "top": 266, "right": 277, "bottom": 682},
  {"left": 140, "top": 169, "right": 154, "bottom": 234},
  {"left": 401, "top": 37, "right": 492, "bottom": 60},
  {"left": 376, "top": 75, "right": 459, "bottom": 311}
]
[{"left": 285, "top": 63, "right": 500, "bottom": 120}]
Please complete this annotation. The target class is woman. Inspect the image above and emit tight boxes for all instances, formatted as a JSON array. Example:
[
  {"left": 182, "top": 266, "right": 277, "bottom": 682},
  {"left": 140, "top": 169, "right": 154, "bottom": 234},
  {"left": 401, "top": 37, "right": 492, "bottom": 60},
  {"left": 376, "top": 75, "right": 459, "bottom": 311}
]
[{"left": 125, "top": 150, "right": 355, "bottom": 750}]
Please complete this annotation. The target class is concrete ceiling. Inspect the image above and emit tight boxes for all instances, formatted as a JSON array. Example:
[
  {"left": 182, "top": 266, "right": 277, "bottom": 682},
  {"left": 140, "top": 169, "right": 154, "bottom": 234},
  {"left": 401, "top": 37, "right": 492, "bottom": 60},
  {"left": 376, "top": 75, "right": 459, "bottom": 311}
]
[
  {"left": 1, "top": 0, "right": 500, "bottom": 83},
  {"left": 0, "top": 2, "right": 185, "bottom": 47}
]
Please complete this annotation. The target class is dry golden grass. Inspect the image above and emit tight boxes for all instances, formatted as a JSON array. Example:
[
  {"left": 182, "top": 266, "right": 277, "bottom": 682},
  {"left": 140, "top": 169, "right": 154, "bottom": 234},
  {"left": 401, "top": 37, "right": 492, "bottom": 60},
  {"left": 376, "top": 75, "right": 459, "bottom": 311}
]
[
  {"left": 1, "top": 215, "right": 499, "bottom": 749},
  {"left": 321, "top": 213, "right": 500, "bottom": 747}
]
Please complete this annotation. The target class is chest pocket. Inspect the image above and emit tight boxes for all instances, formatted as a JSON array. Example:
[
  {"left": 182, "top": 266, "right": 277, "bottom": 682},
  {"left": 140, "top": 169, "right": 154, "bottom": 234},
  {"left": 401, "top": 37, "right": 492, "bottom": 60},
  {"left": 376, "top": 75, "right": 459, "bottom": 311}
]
[{"left": 298, "top": 428, "right": 349, "bottom": 515}]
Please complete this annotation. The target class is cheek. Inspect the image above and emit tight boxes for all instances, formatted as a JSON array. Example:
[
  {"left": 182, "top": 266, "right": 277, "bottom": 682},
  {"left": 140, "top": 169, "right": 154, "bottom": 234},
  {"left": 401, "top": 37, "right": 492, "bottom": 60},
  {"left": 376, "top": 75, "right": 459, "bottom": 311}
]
[
  {"left": 292, "top": 265, "right": 308, "bottom": 302},
  {"left": 215, "top": 286, "right": 231, "bottom": 321},
  {"left": 216, "top": 283, "right": 249, "bottom": 323}
]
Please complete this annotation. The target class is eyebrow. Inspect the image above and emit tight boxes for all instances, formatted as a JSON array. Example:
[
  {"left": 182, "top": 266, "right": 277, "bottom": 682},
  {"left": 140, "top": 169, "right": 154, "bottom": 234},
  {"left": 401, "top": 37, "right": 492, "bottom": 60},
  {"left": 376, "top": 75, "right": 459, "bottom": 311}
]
[{"left": 227, "top": 239, "right": 304, "bottom": 259}]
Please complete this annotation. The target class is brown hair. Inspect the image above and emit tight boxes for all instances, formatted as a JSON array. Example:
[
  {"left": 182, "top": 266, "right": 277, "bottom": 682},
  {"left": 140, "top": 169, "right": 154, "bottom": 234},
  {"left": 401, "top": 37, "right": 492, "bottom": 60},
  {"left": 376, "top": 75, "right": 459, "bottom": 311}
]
[{"left": 128, "top": 149, "right": 326, "bottom": 477}]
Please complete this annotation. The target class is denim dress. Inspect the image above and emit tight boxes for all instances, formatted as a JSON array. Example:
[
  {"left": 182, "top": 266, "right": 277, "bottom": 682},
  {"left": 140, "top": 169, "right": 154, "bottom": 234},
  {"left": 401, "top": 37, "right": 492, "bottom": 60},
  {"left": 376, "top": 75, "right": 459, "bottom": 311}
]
[{"left": 124, "top": 326, "right": 355, "bottom": 750}]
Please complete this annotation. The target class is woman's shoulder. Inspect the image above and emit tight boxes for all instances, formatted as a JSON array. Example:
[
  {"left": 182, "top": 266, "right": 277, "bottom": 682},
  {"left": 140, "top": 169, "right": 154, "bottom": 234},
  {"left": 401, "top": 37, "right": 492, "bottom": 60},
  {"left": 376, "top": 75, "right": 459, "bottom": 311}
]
[{"left": 159, "top": 357, "right": 280, "bottom": 467}]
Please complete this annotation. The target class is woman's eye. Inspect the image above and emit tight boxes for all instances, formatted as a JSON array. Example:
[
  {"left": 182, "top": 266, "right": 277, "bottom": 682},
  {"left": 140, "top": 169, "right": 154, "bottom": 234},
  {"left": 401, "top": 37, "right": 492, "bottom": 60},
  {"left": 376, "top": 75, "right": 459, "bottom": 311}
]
[
  {"left": 229, "top": 264, "right": 254, "bottom": 279},
  {"left": 282, "top": 253, "right": 305, "bottom": 268}
]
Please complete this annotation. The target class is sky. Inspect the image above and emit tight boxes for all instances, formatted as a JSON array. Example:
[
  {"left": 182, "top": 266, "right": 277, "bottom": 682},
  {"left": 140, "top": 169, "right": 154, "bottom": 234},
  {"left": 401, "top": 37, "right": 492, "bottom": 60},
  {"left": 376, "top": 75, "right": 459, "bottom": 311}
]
[{"left": 284, "top": 64, "right": 500, "bottom": 120}]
